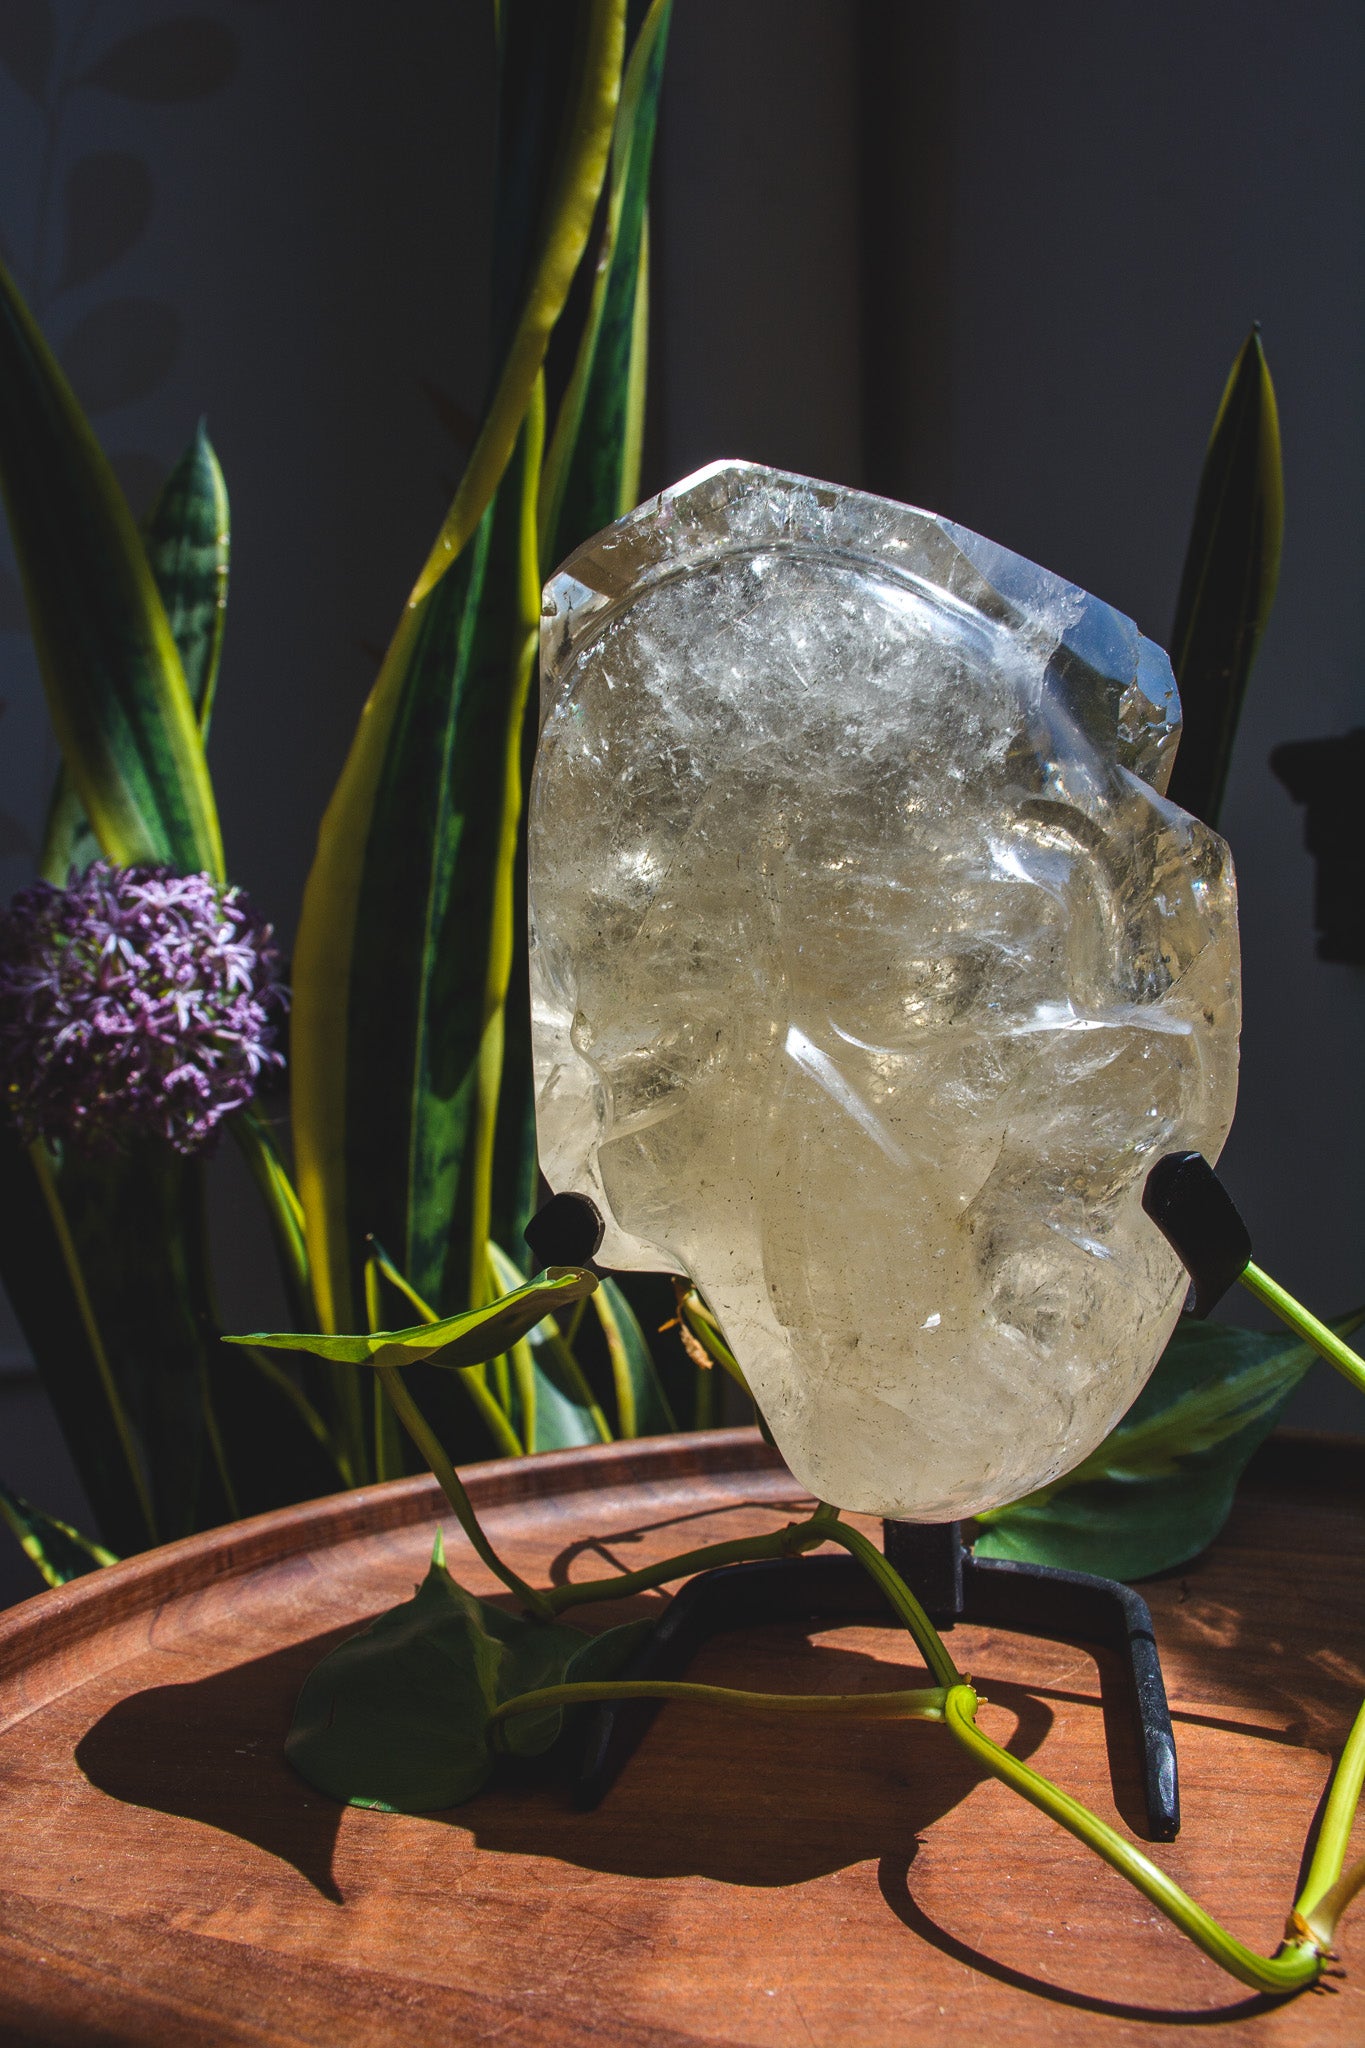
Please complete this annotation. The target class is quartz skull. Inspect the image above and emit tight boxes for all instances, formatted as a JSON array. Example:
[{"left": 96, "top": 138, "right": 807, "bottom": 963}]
[{"left": 529, "top": 462, "right": 1240, "bottom": 1519}]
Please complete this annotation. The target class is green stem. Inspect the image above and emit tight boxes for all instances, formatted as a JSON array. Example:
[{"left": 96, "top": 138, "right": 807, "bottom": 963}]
[
  {"left": 331, "top": 1353, "right": 371, "bottom": 1490},
  {"left": 376, "top": 1361, "right": 550, "bottom": 1617},
  {"left": 593, "top": 1283, "right": 639, "bottom": 1436},
  {"left": 510, "top": 1333, "right": 537, "bottom": 1449},
  {"left": 819, "top": 1519, "right": 962, "bottom": 1690},
  {"left": 187, "top": 1159, "right": 239, "bottom": 1523},
  {"left": 676, "top": 1285, "right": 752, "bottom": 1397},
  {"left": 1239, "top": 1262, "right": 1365, "bottom": 1397},
  {"left": 28, "top": 1140, "right": 155, "bottom": 1544},
  {"left": 942, "top": 1685, "right": 1325, "bottom": 1995},
  {"left": 490, "top": 1678, "right": 946, "bottom": 1750},
  {"left": 361, "top": 1254, "right": 403, "bottom": 1482},
  {"left": 230, "top": 1109, "right": 314, "bottom": 1329},
  {"left": 540, "top": 1317, "right": 613, "bottom": 1443},
  {"left": 543, "top": 1502, "right": 840, "bottom": 1615},
  {"left": 1297, "top": 1693, "right": 1365, "bottom": 1939},
  {"left": 367, "top": 1238, "right": 523, "bottom": 1458}
]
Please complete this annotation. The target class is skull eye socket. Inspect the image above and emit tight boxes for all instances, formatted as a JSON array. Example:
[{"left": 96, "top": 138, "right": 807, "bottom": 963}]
[{"left": 571, "top": 1009, "right": 729, "bottom": 1138}]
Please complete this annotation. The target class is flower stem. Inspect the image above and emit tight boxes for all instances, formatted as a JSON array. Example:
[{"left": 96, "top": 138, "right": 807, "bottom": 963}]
[
  {"left": 1238, "top": 1262, "right": 1365, "bottom": 1397},
  {"left": 28, "top": 1140, "right": 155, "bottom": 1545}
]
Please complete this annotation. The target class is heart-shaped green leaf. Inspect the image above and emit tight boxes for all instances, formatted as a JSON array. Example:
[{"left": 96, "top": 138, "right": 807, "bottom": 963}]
[
  {"left": 974, "top": 1315, "right": 1357, "bottom": 1580},
  {"left": 225, "top": 1266, "right": 598, "bottom": 1372},
  {"left": 286, "top": 1542, "right": 652, "bottom": 1810},
  {"left": 0, "top": 252, "right": 221, "bottom": 877}
]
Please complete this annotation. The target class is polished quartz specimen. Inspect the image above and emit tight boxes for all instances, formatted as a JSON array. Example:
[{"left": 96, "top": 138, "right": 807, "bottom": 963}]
[{"left": 529, "top": 462, "right": 1240, "bottom": 1520}]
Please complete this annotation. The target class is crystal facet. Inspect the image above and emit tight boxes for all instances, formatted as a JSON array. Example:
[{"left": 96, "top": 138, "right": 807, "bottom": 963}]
[{"left": 530, "top": 462, "right": 1240, "bottom": 1519}]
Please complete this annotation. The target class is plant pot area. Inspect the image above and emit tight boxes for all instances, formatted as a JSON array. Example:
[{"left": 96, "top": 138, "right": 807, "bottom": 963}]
[{"left": 0, "top": 1429, "right": 1361, "bottom": 2046}]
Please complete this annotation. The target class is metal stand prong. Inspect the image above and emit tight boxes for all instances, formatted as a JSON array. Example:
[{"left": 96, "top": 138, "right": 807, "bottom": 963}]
[{"left": 574, "top": 1523, "right": 1179, "bottom": 1842}]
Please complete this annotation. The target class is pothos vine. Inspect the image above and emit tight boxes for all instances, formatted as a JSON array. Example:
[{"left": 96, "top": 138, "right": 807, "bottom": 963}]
[{"left": 240, "top": 1241, "right": 1365, "bottom": 2003}]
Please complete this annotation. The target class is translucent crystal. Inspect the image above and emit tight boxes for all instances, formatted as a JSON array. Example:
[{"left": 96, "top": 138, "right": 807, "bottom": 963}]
[{"left": 529, "top": 462, "right": 1240, "bottom": 1519}]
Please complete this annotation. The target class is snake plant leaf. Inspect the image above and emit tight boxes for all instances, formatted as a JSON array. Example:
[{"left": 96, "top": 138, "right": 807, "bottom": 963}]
[
  {"left": 1165, "top": 327, "right": 1283, "bottom": 826},
  {"left": 0, "top": 1473, "right": 117, "bottom": 1590},
  {"left": 541, "top": 0, "right": 672, "bottom": 563},
  {"left": 3, "top": 1121, "right": 338, "bottom": 1551},
  {"left": 593, "top": 1276, "right": 676, "bottom": 1437},
  {"left": 38, "top": 773, "right": 101, "bottom": 886},
  {"left": 409, "top": 0, "right": 624, "bottom": 603},
  {"left": 226, "top": 1265, "right": 600, "bottom": 1372},
  {"left": 41, "top": 421, "right": 231, "bottom": 881},
  {"left": 350, "top": 403, "right": 541, "bottom": 1336},
  {"left": 486, "top": 1239, "right": 608, "bottom": 1449},
  {"left": 0, "top": 254, "right": 221, "bottom": 876},
  {"left": 484, "top": 1, "right": 673, "bottom": 1255},
  {"left": 141, "top": 419, "right": 229, "bottom": 736},
  {"left": 973, "top": 1315, "right": 1348, "bottom": 1580},
  {"left": 292, "top": 8, "right": 623, "bottom": 1338},
  {"left": 287, "top": 1544, "right": 652, "bottom": 1809}
]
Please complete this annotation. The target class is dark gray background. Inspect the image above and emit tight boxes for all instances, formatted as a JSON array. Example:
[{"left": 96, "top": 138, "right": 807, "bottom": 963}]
[{"left": 1, "top": 0, "right": 1360, "bottom": 1603}]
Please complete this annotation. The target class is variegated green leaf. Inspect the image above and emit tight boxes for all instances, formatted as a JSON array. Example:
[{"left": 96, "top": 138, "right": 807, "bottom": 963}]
[
  {"left": 487, "top": 1238, "right": 608, "bottom": 1449},
  {"left": 226, "top": 1265, "right": 599, "bottom": 1373},
  {"left": 291, "top": 5, "right": 626, "bottom": 1339},
  {"left": 142, "top": 418, "right": 229, "bottom": 736},
  {"left": 1166, "top": 327, "right": 1283, "bottom": 825},
  {"left": 0, "top": 1473, "right": 117, "bottom": 1590},
  {"left": 42, "top": 420, "right": 230, "bottom": 881},
  {"left": 974, "top": 1313, "right": 1359, "bottom": 1580},
  {"left": 593, "top": 1275, "right": 676, "bottom": 1437},
  {"left": 0, "top": 253, "right": 221, "bottom": 876},
  {"left": 541, "top": 0, "right": 672, "bottom": 561}
]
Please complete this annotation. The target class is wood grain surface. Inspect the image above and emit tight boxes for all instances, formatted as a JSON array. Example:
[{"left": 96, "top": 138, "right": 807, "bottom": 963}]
[{"left": 0, "top": 1427, "right": 1361, "bottom": 2047}]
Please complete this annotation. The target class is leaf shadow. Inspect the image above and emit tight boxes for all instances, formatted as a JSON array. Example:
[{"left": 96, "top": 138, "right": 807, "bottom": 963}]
[
  {"left": 59, "top": 152, "right": 153, "bottom": 292},
  {"left": 79, "top": 20, "right": 238, "bottom": 103},
  {"left": 0, "top": 0, "right": 54, "bottom": 101},
  {"left": 74, "top": 1615, "right": 1058, "bottom": 1904},
  {"left": 76, "top": 1625, "right": 358, "bottom": 1903},
  {"left": 875, "top": 1855, "right": 1311, "bottom": 2028}
]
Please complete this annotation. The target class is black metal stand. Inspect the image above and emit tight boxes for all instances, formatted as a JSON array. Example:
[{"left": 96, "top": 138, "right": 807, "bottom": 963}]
[
  {"left": 526, "top": 1185, "right": 1191, "bottom": 1845},
  {"left": 574, "top": 1520, "right": 1179, "bottom": 1841}
]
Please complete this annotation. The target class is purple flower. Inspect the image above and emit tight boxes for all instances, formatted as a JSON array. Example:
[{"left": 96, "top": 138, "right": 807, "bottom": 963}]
[{"left": 0, "top": 862, "right": 287, "bottom": 1156}]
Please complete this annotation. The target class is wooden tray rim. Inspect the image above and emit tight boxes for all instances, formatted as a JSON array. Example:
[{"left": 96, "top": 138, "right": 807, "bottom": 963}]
[{"left": 0, "top": 1429, "right": 786, "bottom": 1723}]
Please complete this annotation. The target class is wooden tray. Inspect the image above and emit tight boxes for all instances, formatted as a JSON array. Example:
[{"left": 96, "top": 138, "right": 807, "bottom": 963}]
[{"left": 0, "top": 1427, "right": 1361, "bottom": 2046}]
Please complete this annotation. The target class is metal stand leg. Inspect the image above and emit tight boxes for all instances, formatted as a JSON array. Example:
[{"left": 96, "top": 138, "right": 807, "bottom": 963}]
[{"left": 574, "top": 1521, "right": 1179, "bottom": 1841}]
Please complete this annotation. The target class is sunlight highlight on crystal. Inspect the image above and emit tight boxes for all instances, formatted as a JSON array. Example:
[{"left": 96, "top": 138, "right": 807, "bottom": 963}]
[{"left": 529, "top": 462, "right": 1241, "bottom": 1519}]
